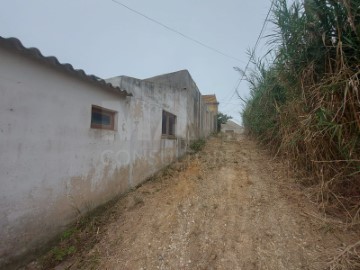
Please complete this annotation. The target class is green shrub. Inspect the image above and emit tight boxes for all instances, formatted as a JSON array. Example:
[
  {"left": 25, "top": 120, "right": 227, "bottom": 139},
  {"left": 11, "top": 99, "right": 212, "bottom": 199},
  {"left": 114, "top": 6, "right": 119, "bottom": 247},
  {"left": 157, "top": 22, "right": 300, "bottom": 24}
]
[{"left": 190, "top": 139, "right": 206, "bottom": 152}]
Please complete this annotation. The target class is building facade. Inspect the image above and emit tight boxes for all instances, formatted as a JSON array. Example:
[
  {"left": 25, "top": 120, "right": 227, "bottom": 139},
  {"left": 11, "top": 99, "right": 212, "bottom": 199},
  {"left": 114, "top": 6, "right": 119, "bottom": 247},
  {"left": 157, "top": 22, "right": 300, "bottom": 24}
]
[{"left": 0, "top": 37, "right": 217, "bottom": 267}]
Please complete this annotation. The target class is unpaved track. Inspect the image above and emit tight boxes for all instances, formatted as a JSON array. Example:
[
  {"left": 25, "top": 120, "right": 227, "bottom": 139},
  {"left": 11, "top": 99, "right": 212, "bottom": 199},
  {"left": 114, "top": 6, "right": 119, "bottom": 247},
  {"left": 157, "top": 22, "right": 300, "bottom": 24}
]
[{"left": 53, "top": 135, "right": 352, "bottom": 269}]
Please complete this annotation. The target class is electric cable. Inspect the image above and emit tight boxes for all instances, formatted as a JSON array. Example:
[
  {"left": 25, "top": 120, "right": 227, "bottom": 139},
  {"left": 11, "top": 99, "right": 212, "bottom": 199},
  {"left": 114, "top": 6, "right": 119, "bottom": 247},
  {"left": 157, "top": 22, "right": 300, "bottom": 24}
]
[
  {"left": 111, "top": 0, "right": 244, "bottom": 63},
  {"left": 220, "top": 0, "right": 275, "bottom": 110}
]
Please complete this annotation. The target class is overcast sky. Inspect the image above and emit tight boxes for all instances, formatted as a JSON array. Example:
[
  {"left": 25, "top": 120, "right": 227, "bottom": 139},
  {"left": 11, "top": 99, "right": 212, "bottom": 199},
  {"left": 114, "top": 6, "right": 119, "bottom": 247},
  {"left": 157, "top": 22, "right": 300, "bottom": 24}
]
[{"left": 0, "top": 0, "right": 274, "bottom": 124}]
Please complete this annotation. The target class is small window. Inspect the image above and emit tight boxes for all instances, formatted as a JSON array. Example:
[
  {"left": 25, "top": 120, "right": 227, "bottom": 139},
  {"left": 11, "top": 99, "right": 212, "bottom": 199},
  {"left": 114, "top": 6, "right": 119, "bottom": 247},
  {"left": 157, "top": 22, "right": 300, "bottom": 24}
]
[
  {"left": 162, "top": 110, "right": 176, "bottom": 137},
  {"left": 91, "top": 105, "right": 116, "bottom": 130}
]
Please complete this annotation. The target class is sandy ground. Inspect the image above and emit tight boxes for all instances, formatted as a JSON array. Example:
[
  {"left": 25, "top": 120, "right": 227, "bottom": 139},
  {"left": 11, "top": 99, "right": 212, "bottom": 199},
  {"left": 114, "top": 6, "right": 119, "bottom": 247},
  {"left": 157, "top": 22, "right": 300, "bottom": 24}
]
[{"left": 30, "top": 135, "right": 359, "bottom": 270}]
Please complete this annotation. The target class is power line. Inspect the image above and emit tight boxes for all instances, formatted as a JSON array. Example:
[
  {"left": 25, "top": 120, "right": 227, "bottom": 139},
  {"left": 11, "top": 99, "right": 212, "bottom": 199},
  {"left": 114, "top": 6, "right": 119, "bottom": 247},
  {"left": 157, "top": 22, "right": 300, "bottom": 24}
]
[
  {"left": 218, "top": 76, "right": 243, "bottom": 104},
  {"left": 221, "top": 0, "right": 275, "bottom": 109},
  {"left": 224, "top": 0, "right": 274, "bottom": 104},
  {"left": 110, "top": 0, "right": 244, "bottom": 63}
]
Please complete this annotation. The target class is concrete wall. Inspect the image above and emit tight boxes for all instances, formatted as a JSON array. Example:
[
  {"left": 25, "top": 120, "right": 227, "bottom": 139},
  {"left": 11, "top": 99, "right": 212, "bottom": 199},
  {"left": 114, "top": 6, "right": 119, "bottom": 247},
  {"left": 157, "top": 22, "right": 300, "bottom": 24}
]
[
  {"left": 0, "top": 48, "right": 216, "bottom": 267},
  {"left": 105, "top": 75, "right": 191, "bottom": 186},
  {"left": 0, "top": 47, "right": 132, "bottom": 266},
  {"left": 106, "top": 74, "right": 217, "bottom": 142},
  {"left": 144, "top": 70, "right": 206, "bottom": 141}
]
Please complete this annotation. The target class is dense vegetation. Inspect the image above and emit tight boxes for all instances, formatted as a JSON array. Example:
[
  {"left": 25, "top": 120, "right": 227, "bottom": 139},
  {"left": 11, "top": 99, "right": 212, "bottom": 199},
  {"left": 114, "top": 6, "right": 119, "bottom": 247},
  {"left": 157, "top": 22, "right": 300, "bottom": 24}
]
[{"left": 242, "top": 0, "right": 360, "bottom": 221}]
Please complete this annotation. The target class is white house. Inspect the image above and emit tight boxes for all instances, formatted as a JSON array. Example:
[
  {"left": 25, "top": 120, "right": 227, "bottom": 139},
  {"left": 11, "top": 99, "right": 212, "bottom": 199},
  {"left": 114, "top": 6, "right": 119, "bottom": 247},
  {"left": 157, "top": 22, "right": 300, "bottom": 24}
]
[
  {"left": 0, "top": 36, "right": 217, "bottom": 268},
  {"left": 221, "top": 120, "right": 244, "bottom": 134}
]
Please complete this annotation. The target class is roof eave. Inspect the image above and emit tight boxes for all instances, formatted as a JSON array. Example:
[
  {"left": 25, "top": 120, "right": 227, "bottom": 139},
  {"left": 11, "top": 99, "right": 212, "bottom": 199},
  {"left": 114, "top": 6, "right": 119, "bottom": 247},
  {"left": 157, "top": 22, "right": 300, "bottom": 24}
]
[{"left": 0, "top": 36, "right": 131, "bottom": 97}]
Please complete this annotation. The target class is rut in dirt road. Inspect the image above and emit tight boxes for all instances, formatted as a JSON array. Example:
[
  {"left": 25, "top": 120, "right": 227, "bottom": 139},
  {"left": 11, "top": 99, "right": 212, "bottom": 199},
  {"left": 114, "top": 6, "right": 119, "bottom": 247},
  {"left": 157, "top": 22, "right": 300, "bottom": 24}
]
[{"left": 44, "top": 135, "right": 352, "bottom": 270}]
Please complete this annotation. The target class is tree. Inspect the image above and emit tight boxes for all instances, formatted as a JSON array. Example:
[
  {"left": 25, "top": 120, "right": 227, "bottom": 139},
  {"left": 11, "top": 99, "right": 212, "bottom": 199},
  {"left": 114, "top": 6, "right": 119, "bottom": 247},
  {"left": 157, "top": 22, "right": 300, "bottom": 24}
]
[{"left": 217, "top": 112, "right": 232, "bottom": 132}]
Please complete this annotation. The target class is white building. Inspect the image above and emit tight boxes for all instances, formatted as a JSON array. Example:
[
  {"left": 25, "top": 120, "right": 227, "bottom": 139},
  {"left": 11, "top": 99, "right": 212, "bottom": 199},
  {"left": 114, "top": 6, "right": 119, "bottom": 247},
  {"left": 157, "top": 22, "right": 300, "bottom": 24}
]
[
  {"left": 221, "top": 120, "right": 244, "bottom": 134},
  {"left": 0, "top": 36, "right": 217, "bottom": 268}
]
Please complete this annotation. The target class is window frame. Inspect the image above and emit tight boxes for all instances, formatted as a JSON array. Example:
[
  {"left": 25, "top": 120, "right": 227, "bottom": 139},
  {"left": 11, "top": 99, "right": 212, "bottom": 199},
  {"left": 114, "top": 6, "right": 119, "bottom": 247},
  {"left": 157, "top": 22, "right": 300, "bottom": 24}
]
[
  {"left": 162, "top": 110, "right": 176, "bottom": 139},
  {"left": 91, "top": 105, "right": 117, "bottom": 130}
]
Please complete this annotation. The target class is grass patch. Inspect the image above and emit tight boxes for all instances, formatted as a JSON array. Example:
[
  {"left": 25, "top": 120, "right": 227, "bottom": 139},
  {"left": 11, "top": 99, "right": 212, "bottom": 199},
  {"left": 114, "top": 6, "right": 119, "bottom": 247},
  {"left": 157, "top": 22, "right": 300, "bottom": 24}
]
[
  {"left": 36, "top": 195, "right": 123, "bottom": 269},
  {"left": 190, "top": 138, "right": 206, "bottom": 152}
]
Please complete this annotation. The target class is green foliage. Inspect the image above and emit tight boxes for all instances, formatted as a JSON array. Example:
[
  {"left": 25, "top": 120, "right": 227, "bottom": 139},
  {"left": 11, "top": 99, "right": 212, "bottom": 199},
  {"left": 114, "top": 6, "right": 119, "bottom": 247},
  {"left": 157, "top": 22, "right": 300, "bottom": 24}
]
[
  {"left": 217, "top": 112, "right": 232, "bottom": 132},
  {"left": 190, "top": 138, "right": 206, "bottom": 152},
  {"left": 61, "top": 227, "right": 78, "bottom": 241},
  {"left": 241, "top": 63, "right": 286, "bottom": 142},
  {"left": 51, "top": 246, "right": 76, "bottom": 261},
  {"left": 242, "top": 0, "right": 360, "bottom": 217}
]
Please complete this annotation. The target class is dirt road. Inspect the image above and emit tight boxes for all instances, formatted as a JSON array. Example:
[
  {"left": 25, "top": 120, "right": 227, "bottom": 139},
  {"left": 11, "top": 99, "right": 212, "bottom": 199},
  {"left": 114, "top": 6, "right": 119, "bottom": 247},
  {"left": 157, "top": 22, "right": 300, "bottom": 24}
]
[{"left": 40, "top": 135, "right": 358, "bottom": 269}]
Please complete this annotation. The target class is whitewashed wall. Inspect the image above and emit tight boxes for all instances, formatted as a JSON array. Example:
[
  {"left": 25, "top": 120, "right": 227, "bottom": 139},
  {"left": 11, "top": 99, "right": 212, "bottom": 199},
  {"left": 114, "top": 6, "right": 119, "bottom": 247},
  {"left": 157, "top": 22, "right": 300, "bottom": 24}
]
[
  {"left": 0, "top": 47, "right": 215, "bottom": 267},
  {"left": 106, "top": 75, "right": 191, "bottom": 187},
  {"left": 0, "top": 47, "right": 139, "bottom": 266}
]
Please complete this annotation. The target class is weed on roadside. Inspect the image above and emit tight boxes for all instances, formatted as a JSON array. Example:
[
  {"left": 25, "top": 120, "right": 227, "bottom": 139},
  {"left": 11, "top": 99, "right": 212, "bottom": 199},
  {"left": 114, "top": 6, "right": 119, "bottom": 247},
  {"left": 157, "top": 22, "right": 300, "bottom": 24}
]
[{"left": 190, "top": 139, "right": 206, "bottom": 152}]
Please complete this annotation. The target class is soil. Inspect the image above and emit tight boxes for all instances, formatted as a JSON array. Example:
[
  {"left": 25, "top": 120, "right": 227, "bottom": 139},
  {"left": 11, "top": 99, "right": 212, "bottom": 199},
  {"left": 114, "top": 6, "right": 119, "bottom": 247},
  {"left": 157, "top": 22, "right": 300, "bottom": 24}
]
[{"left": 26, "top": 135, "right": 359, "bottom": 270}]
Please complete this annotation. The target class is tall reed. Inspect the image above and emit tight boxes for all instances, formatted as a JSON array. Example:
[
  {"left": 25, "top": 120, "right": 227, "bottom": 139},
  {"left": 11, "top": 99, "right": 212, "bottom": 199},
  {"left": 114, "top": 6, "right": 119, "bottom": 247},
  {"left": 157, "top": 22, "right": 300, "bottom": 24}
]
[{"left": 242, "top": 0, "right": 360, "bottom": 221}]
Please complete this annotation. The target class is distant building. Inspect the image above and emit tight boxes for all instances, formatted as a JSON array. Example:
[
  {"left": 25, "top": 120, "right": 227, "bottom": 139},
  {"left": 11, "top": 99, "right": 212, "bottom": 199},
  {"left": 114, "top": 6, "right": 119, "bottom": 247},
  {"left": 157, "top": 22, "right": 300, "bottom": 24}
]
[
  {"left": 202, "top": 94, "right": 219, "bottom": 134},
  {"left": 0, "top": 36, "right": 218, "bottom": 268},
  {"left": 202, "top": 94, "right": 219, "bottom": 114},
  {"left": 221, "top": 120, "right": 244, "bottom": 134}
]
